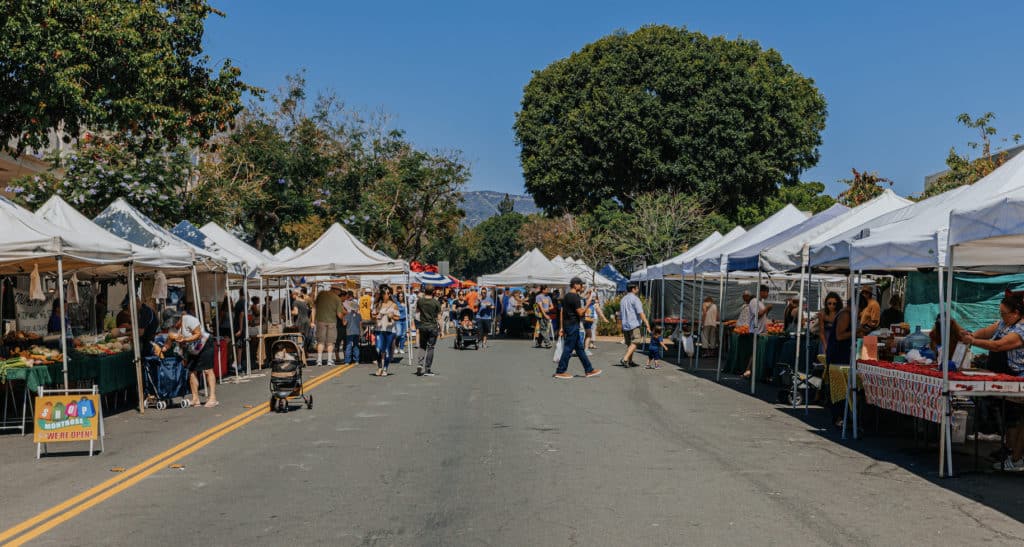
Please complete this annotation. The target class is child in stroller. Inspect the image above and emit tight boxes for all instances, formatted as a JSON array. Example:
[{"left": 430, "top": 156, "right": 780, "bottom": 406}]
[
  {"left": 455, "top": 307, "right": 479, "bottom": 350},
  {"left": 269, "top": 338, "right": 313, "bottom": 413}
]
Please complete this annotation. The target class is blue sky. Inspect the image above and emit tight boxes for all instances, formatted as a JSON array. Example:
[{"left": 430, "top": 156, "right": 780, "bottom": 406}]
[{"left": 204, "top": 0, "right": 1024, "bottom": 199}]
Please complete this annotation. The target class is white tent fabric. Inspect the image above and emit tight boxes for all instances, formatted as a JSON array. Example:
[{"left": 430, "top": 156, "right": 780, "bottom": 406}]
[
  {"left": 260, "top": 223, "right": 407, "bottom": 277},
  {"left": 92, "top": 198, "right": 226, "bottom": 271},
  {"left": 662, "top": 227, "right": 748, "bottom": 278},
  {"left": 199, "top": 222, "right": 275, "bottom": 273},
  {"left": 551, "top": 256, "right": 616, "bottom": 290},
  {"left": 640, "top": 231, "right": 725, "bottom": 281},
  {"left": 949, "top": 186, "right": 1024, "bottom": 269},
  {"left": 759, "top": 190, "right": 913, "bottom": 272},
  {"left": 275, "top": 247, "right": 297, "bottom": 260},
  {"left": 35, "top": 195, "right": 194, "bottom": 272},
  {"left": 0, "top": 197, "right": 136, "bottom": 274},
  {"left": 691, "top": 204, "right": 810, "bottom": 275},
  {"left": 478, "top": 248, "right": 572, "bottom": 286},
  {"left": 261, "top": 249, "right": 275, "bottom": 258},
  {"left": 819, "top": 151, "right": 1024, "bottom": 271}
]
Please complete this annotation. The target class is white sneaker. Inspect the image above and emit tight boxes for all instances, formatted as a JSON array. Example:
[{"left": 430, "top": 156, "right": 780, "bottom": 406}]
[
  {"left": 993, "top": 456, "right": 1024, "bottom": 471},
  {"left": 315, "top": 361, "right": 322, "bottom": 367},
  {"left": 585, "top": 350, "right": 593, "bottom": 356},
  {"left": 326, "top": 360, "right": 336, "bottom": 367}
]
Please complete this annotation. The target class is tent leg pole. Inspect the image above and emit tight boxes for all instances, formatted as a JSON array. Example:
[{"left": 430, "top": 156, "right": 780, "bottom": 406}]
[
  {"left": 243, "top": 269, "right": 253, "bottom": 377},
  {"left": 696, "top": 275, "right": 705, "bottom": 370},
  {"left": 715, "top": 271, "right": 728, "bottom": 382},
  {"left": 806, "top": 266, "right": 813, "bottom": 414},
  {"left": 57, "top": 256, "right": 70, "bottom": 394},
  {"left": 793, "top": 252, "right": 806, "bottom": 410},
  {"left": 677, "top": 279, "right": 684, "bottom": 366},
  {"left": 127, "top": 264, "right": 144, "bottom": 413},
  {"left": 843, "top": 272, "right": 861, "bottom": 440},
  {"left": 751, "top": 267, "right": 760, "bottom": 395}
]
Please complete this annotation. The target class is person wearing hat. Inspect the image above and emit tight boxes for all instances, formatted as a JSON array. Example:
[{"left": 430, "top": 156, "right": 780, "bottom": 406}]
[
  {"left": 163, "top": 306, "right": 217, "bottom": 408},
  {"left": 857, "top": 285, "right": 881, "bottom": 337},
  {"left": 313, "top": 285, "right": 344, "bottom": 366},
  {"left": 554, "top": 277, "right": 602, "bottom": 379}
]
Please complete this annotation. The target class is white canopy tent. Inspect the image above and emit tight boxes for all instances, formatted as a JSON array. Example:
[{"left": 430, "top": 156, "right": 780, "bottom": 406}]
[
  {"left": 760, "top": 190, "right": 913, "bottom": 273},
  {"left": 848, "top": 151, "right": 1024, "bottom": 273},
  {"left": 260, "top": 224, "right": 407, "bottom": 278},
  {"left": 551, "top": 256, "right": 616, "bottom": 290},
  {"left": 35, "top": 196, "right": 194, "bottom": 272},
  {"left": 641, "top": 230, "right": 726, "bottom": 281},
  {"left": 935, "top": 186, "right": 1024, "bottom": 476},
  {"left": 690, "top": 204, "right": 811, "bottom": 276},
  {"left": 478, "top": 248, "right": 572, "bottom": 286},
  {"left": 0, "top": 197, "right": 140, "bottom": 405},
  {"left": 274, "top": 247, "right": 297, "bottom": 261}
]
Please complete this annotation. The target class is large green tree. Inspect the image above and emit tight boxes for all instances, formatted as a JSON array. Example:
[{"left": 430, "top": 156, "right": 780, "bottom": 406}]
[
  {"left": 514, "top": 25, "right": 827, "bottom": 217},
  {"left": 460, "top": 211, "right": 526, "bottom": 279},
  {"left": 731, "top": 181, "right": 835, "bottom": 227},
  {"left": 0, "top": 0, "right": 255, "bottom": 154}
]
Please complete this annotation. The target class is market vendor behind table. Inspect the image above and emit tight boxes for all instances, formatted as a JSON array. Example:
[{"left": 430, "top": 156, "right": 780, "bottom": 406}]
[{"left": 961, "top": 290, "right": 1024, "bottom": 376}]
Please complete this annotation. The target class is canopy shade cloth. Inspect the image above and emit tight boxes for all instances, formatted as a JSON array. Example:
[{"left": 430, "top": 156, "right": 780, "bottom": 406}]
[
  {"left": 661, "top": 226, "right": 749, "bottom": 278},
  {"left": 818, "top": 151, "right": 1024, "bottom": 271},
  {"left": 478, "top": 248, "right": 572, "bottom": 286},
  {"left": 552, "top": 256, "right": 617, "bottom": 290},
  {"left": 599, "top": 264, "right": 629, "bottom": 292},
  {"left": 638, "top": 230, "right": 726, "bottom": 281},
  {"left": 691, "top": 204, "right": 811, "bottom": 275},
  {"left": 949, "top": 187, "right": 1024, "bottom": 271},
  {"left": 274, "top": 247, "right": 297, "bottom": 260},
  {"left": 0, "top": 197, "right": 136, "bottom": 274},
  {"left": 93, "top": 198, "right": 227, "bottom": 272},
  {"left": 260, "top": 223, "right": 407, "bottom": 277},
  {"left": 199, "top": 222, "right": 275, "bottom": 273},
  {"left": 35, "top": 195, "right": 194, "bottom": 273},
  {"left": 724, "top": 203, "right": 850, "bottom": 272},
  {"left": 759, "top": 190, "right": 913, "bottom": 272}
]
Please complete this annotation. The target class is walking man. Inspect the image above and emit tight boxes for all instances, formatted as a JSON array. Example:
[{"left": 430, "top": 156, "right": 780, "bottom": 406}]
[
  {"left": 619, "top": 282, "right": 651, "bottom": 368},
  {"left": 554, "top": 277, "right": 602, "bottom": 379},
  {"left": 313, "top": 285, "right": 344, "bottom": 366},
  {"left": 414, "top": 286, "right": 443, "bottom": 376},
  {"left": 534, "top": 286, "right": 554, "bottom": 348}
]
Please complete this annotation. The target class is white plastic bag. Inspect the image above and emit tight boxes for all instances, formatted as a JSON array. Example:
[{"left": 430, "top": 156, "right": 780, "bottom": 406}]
[
  {"left": 682, "top": 335, "right": 694, "bottom": 357},
  {"left": 552, "top": 337, "right": 564, "bottom": 362}
]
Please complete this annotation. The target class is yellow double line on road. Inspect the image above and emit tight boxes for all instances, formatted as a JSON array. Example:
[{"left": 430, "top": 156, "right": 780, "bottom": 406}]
[{"left": 0, "top": 364, "right": 355, "bottom": 546}]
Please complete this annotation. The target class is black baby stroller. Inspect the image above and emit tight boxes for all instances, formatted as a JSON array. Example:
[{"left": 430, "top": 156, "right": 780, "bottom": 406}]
[
  {"left": 454, "top": 308, "right": 479, "bottom": 350},
  {"left": 143, "top": 354, "right": 191, "bottom": 410},
  {"left": 269, "top": 339, "right": 313, "bottom": 413},
  {"left": 776, "top": 362, "right": 824, "bottom": 407}
]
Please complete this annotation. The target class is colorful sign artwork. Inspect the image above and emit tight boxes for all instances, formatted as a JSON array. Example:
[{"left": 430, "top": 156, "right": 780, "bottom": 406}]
[{"left": 33, "top": 394, "right": 101, "bottom": 443}]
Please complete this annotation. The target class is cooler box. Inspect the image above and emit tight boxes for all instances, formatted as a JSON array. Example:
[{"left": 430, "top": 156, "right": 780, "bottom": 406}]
[{"left": 211, "top": 337, "right": 229, "bottom": 378}]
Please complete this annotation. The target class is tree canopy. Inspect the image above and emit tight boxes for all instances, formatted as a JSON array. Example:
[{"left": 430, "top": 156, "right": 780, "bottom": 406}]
[
  {"left": 514, "top": 25, "right": 827, "bottom": 218},
  {"left": 0, "top": 0, "right": 256, "bottom": 154}
]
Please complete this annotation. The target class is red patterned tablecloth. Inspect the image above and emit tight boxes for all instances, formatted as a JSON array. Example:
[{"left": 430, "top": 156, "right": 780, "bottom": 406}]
[{"left": 856, "top": 360, "right": 1024, "bottom": 423}]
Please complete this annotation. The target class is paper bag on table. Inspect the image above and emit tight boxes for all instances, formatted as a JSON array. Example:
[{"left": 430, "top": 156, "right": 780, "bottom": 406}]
[{"left": 859, "top": 335, "right": 878, "bottom": 360}]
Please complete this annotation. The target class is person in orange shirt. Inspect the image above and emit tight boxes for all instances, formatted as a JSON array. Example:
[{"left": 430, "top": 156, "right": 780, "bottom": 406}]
[{"left": 465, "top": 288, "right": 479, "bottom": 314}]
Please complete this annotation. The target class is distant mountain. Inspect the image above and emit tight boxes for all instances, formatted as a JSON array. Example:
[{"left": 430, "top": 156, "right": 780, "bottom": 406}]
[{"left": 461, "top": 191, "right": 540, "bottom": 227}]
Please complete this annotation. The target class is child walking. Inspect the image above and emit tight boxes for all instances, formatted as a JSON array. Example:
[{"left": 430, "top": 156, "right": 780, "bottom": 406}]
[{"left": 646, "top": 326, "right": 669, "bottom": 369}]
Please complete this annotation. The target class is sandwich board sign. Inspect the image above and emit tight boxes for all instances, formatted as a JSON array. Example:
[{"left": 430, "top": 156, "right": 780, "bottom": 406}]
[{"left": 34, "top": 386, "right": 105, "bottom": 458}]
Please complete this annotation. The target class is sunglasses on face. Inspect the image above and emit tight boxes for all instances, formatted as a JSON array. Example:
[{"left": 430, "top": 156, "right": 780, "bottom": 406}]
[{"left": 826, "top": 302, "right": 837, "bottom": 307}]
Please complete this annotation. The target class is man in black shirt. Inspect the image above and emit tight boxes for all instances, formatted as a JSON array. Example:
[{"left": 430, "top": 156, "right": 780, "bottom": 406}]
[
  {"left": 414, "top": 287, "right": 443, "bottom": 376},
  {"left": 554, "top": 278, "right": 602, "bottom": 379}
]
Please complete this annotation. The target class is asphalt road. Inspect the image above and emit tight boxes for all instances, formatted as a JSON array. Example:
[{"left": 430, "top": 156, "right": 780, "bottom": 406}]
[{"left": 5, "top": 338, "right": 1024, "bottom": 546}]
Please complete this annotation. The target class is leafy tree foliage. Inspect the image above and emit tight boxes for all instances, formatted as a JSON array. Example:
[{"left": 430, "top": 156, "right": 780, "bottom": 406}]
[
  {"left": 732, "top": 181, "right": 835, "bottom": 226},
  {"left": 0, "top": 0, "right": 256, "bottom": 154},
  {"left": 920, "top": 112, "right": 1022, "bottom": 199},
  {"left": 514, "top": 25, "right": 827, "bottom": 218},
  {"left": 837, "top": 168, "right": 892, "bottom": 207},
  {"left": 6, "top": 133, "right": 195, "bottom": 226},
  {"left": 459, "top": 212, "right": 525, "bottom": 278}
]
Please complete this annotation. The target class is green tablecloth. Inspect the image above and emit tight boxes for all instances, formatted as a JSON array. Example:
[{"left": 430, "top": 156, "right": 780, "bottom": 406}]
[
  {"left": 725, "top": 333, "right": 754, "bottom": 373},
  {"left": 2, "top": 363, "right": 62, "bottom": 392},
  {"left": 68, "top": 351, "right": 136, "bottom": 394},
  {"left": 725, "top": 333, "right": 788, "bottom": 378}
]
